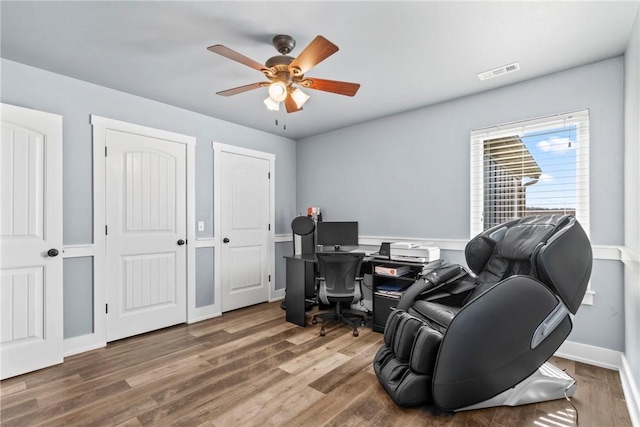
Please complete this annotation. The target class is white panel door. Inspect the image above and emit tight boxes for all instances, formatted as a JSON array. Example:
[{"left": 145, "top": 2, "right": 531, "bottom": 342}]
[
  {"left": 220, "top": 152, "right": 270, "bottom": 312},
  {"left": 106, "top": 130, "right": 187, "bottom": 341},
  {"left": 0, "top": 103, "right": 63, "bottom": 379}
]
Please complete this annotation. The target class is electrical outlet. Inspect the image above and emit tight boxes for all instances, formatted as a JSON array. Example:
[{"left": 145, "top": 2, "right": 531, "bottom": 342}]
[{"left": 197, "top": 221, "right": 205, "bottom": 231}]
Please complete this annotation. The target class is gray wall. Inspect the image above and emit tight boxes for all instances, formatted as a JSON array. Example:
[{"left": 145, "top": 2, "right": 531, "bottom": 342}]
[
  {"left": 275, "top": 242, "right": 293, "bottom": 291},
  {"left": 624, "top": 9, "right": 640, "bottom": 405},
  {"left": 1, "top": 58, "right": 297, "bottom": 337},
  {"left": 195, "top": 247, "right": 215, "bottom": 308},
  {"left": 297, "top": 57, "right": 626, "bottom": 351},
  {"left": 63, "top": 257, "right": 94, "bottom": 339}
]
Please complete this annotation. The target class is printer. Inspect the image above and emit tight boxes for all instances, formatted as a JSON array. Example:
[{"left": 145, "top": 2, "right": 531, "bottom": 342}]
[{"left": 389, "top": 242, "right": 440, "bottom": 263}]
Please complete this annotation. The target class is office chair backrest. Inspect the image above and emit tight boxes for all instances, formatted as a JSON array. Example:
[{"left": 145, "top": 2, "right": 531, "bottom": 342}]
[{"left": 316, "top": 252, "right": 364, "bottom": 302}]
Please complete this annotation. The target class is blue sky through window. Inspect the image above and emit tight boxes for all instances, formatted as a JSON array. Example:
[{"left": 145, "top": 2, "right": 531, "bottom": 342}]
[{"left": 521, "top": 125, "right": 577, "bottom": 210}]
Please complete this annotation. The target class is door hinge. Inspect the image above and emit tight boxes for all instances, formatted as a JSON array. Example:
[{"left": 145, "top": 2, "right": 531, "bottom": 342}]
[
  {"left": 268, "top": 172, "right": 271, "bottom": 179},
  {"left": 268, "top": 274, "right": 271, "bottom": 282},
  {"left": 105, "top": 146, "right": 107, "bottom": 157},
  {"left": 106, "top": 304, "right": 108, "bottom": 314},
  {"left": 105, "top": 225, "right": 108, "bottom": 235},
  {"left": 268, "top": 224, "right": 271, "bottom": 231}
]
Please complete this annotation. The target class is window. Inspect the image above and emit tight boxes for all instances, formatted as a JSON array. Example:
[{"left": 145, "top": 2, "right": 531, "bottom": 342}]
[{"left": 470, "top": 110, "right": 590, "bottom": 237}]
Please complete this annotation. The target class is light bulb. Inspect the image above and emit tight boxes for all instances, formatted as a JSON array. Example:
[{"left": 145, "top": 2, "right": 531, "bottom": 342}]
[{"left": 268, "top": 81, "right": 288, "bottom": 102}]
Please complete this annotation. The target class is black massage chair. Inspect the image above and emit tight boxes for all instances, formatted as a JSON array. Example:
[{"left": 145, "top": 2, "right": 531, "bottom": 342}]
[{"left": 373, "top": 215, "right": 592, "bottom": 411}]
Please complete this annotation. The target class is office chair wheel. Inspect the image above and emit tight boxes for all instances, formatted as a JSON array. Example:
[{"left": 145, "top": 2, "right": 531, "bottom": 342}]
[
  {"left": 320, "top": 328, "right": 326, "bottom": 337},
  {"left": 353, "top": 329, "right": 359, "bottom": 337},
  {"left": 360, "top": 320, "right": 366, "bottom": 326},
  {"left": 312, "top": 317, "right": 318, "bottom": 325}
]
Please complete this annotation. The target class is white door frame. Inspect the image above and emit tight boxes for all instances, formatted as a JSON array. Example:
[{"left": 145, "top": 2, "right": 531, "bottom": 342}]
[
  {"left": 91, "top": 116, "right": 195, "bottom": 345},
  {"left": 212, "top": 142, "right": 277, "bottom": 316}
]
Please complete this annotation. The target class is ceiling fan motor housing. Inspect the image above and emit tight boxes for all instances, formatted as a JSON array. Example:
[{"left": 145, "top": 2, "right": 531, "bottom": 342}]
[
  {"left": 272, "top": 34, "right": 296, "bottom": 55},
  {"left": 265, "top": 55, "right": 294, "bottom": 69}
]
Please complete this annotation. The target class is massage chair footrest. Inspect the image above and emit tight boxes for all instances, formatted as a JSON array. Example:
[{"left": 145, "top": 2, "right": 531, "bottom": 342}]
[{"left": 373, "top": 310, "right": 443, "bottom": 407}]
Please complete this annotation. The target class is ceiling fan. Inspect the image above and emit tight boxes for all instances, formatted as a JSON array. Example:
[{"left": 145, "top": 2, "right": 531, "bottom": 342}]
[{"left": 207, "top": 35, "right": 360, "bottom": 113}]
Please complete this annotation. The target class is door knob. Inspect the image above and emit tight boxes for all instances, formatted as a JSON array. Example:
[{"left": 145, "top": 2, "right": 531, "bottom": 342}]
[
  {"left": 223, "top": 238, "right": 230, "bottom": 243},
  {"left": 177, "top": 239, "right": 186, "bottom": 246},
  {"left": 47, "top": 248, "right": 59, "bottom": 257}
]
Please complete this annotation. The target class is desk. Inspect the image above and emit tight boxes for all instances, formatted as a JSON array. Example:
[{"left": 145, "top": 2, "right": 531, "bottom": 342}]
[{"left": 284, "top": 252, "right": 435, "bottom": 329}]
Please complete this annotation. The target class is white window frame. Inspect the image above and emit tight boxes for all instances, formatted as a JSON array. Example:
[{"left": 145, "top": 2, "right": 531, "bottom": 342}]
[{"left": 470, "top": 109, "right": 590, "bottom": 238}]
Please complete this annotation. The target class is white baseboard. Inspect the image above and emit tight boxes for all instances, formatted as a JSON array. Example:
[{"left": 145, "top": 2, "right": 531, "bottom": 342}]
[
  {"left": 64, "top": 342, "right": 106, "bottom": 358},
  {"left": 620, "top": 355, "right": 640, "bottom": 427},
  {"left": 63, "top": 332, "right": 106, "bottom": 357},
  {"left": 555, "top": 340, "right": 622, "bottom": 370},
  {"left": 270, "top": 288, "right": 285, "bottom": 302},
  {"left": 187, "top": 311, "right": 221, "bottom": 324}
]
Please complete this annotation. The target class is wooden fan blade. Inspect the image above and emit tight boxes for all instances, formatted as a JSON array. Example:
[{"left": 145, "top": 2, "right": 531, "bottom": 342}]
[
  {"left": 288, "top": 36, "right": 338, "bottom": 76},
  {"left": 216, "top": 82, "right": 267, "bottom": 97},
  {"left": 284, "top": 93, "right": 303, "bottom": 113},
  {"left": 207, "top": 44, "right": 268, "bottom": 73},
  {"left": 299, "top": 78, "right": 360, "bottom": 96}
]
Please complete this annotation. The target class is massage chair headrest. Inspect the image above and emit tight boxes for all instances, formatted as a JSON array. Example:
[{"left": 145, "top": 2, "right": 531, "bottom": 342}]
[{"left": 465, "top": 215, "right": 592, "bottom": 314}]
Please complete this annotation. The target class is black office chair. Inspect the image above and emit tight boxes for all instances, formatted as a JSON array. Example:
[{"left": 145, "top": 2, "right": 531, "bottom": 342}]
[
  {"left": 374, "top": 215, "right": 592, "bottom": 411},
  {"left": 312, "top": 252, "right": 366, "bottom": 337}
]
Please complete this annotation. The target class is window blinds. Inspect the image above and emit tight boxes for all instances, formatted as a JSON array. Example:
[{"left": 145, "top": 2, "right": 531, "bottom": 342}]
[{"left": 470, "top": 110, "right": 590, "bottom": 238}]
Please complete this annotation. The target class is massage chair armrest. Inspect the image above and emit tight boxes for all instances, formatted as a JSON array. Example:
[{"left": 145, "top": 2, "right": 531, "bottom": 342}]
[
  {"left": 396, "top": 264, "right": 466, "bottom": 311},
  {"left": 432, "top": 275, "right": 572, "bottom": 411},
  {"left": 422, "top": 264, "right": 464, "bottom": 287}
]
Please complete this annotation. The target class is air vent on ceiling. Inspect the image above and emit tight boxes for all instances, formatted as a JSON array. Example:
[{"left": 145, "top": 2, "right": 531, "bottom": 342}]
[{"left": 477, "top": 62, "right": 520, "bottom": 81}]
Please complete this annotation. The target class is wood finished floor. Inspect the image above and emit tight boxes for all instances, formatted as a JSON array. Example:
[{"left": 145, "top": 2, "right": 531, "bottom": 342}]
[{"left": 0, "top": 301, "right": 633, "bottom": 427}]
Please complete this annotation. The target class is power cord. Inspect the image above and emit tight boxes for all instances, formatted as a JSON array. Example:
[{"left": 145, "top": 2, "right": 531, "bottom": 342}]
[{"left": 563, "top": 378, "right": 579, "bottom": 427}]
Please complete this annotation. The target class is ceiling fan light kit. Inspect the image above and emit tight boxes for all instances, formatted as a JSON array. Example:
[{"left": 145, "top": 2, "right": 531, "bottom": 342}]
[
  {"left": 263, "top": 96, "right": 280, "bottom": 111},
  {"left": 208, "top": 34, "right": 360, "bottom": 113},
  {"left": 268, "top": 81, "right": 288, "bottom": 102},
  {"left": 291, "top": 88, "right": 310, "bottom": 108}
]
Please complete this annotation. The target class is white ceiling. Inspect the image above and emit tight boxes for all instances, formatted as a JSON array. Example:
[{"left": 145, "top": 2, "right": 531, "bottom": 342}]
[{"left": 1, "top": 1, "right": 638, "bottom": 140}]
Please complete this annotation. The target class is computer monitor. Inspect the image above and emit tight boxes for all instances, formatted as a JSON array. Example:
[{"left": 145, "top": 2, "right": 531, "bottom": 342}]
[{"left": 316, "top": 221, "right": 359, "bottom": 251}]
